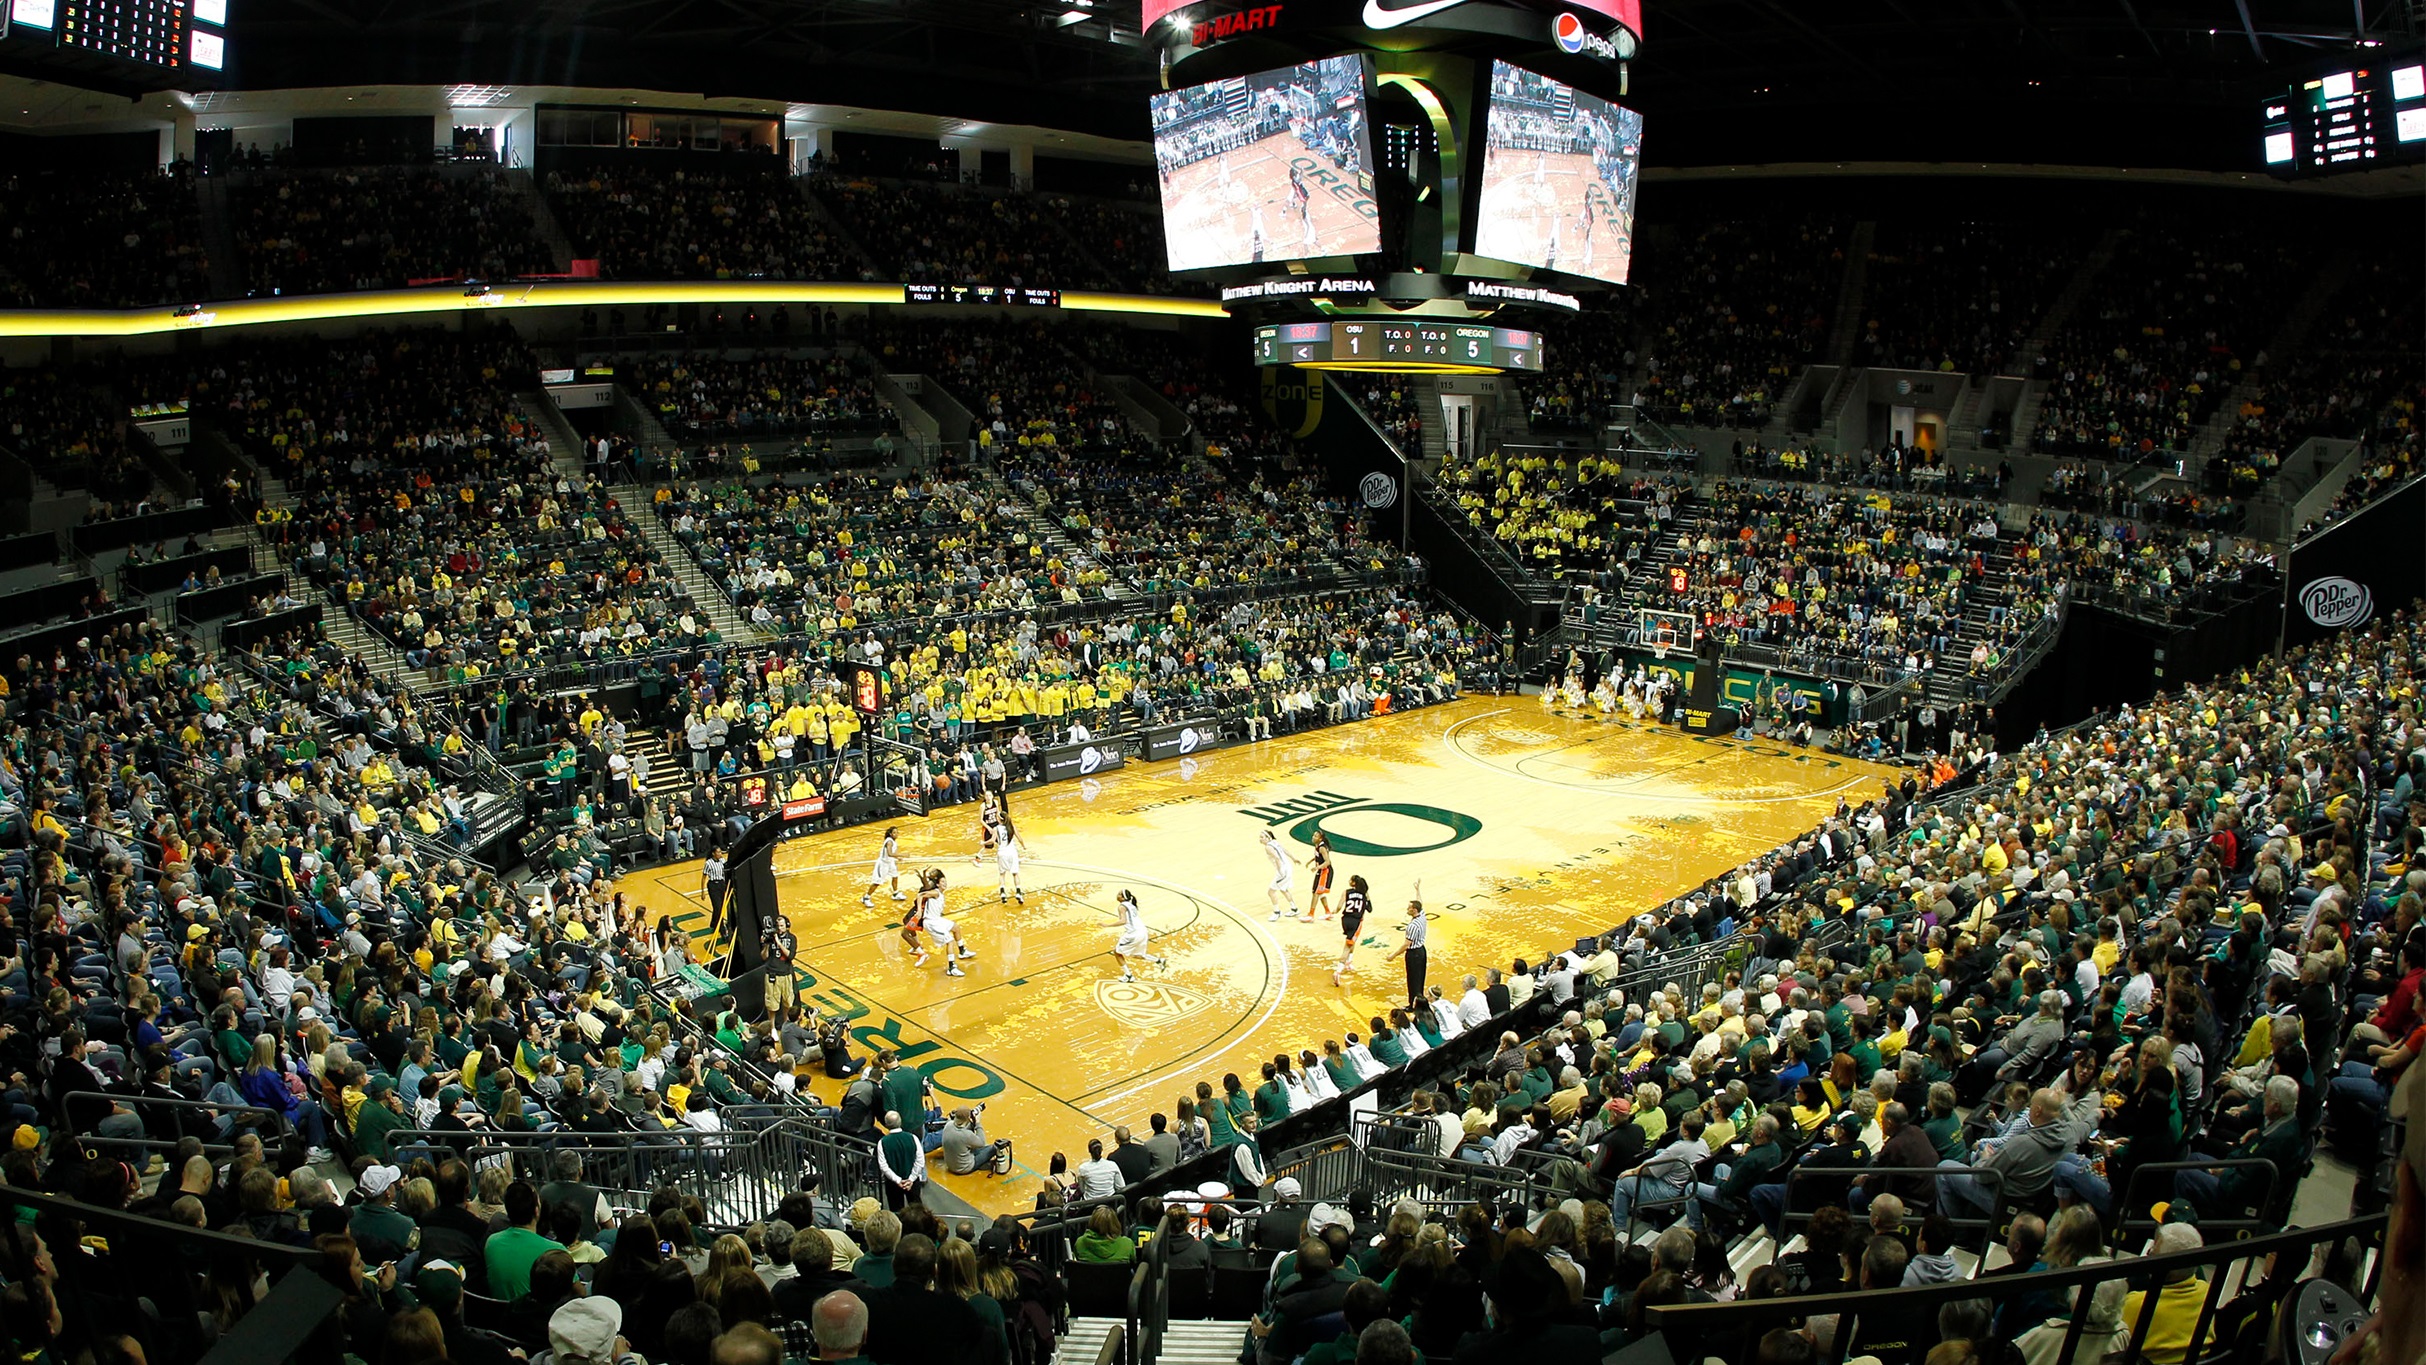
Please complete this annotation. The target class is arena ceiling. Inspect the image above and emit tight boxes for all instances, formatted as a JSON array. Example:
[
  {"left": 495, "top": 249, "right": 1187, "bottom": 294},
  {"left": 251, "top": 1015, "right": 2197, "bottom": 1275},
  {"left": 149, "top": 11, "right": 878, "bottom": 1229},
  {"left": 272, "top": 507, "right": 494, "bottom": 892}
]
[{"left": 137, "top": 0, "right": 2426, "bottom": 168}]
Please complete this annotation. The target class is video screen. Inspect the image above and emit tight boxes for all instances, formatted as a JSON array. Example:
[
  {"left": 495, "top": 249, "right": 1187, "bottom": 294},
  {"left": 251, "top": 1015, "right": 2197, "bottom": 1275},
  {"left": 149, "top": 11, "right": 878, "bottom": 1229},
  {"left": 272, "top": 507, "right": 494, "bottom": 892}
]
[
  {"left": 1149, "top": 55, "right": 1381, "bottom": 272},
  {"left": 1474, "top": 60, "right": 1644, "bottom": 286}
]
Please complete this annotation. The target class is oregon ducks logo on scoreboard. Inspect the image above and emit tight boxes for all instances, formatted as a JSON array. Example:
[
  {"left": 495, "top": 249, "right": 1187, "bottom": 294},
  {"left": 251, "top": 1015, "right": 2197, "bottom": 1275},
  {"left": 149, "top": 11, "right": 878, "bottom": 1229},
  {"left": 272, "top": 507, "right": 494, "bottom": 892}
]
[
  {"left": 1238, "top": 789, "right": 1483, "bottom": 856},
  {"left": 1260, "top": 368, "right": 1325, "bottom": 439}
]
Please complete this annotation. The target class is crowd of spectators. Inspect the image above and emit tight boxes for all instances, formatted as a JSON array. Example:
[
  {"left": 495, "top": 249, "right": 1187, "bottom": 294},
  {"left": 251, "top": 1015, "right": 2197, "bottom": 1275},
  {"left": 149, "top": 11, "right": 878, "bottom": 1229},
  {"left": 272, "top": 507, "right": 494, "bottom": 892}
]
[
  {"left": 1633, "top": 217, "right": 1846, "bottom": 429},
  {"left": 545, "top": 168, "right": 864, "bottom": 281},
  {"left": 1854, "top": 218, "right": 2091, "bottom": 378},
  {"left": 0, "top": 363, "right": 157, "bottom": 503},
  {"left": 654, "top": 472, "right": 1027, "bottom": 636},
  {"left": 1436, "top": 448, "right": 1673, "bottom": 584},
  {"left": 2030, "top": 220, "right": 2318, "bottom": 460},
  {"left": 1056, "top": 601, "right": 2417, "bottom": 1365},
  {"left": 1356, "top": 382, "right": 1423, "bottom": 452},
  {"left": 812, "top": 179, "right": 1096, "bottom": 289},
  {"left": 1632, "top": 481, "right": 2015, "bottom": 685},
  {"left": 2304, "top": 425, "right": 2422, "bottom": 537},
  {"left": 2209, "top": 253, "right": 2424, "bottom": 504},
  {"left": 162, "top": 328, "right": 708, "bottom": 672},
  {"left": 865, "top": 316, "right": 1133, "bottom": 458},
  {"left": 0, "top": 168, "right": 210, "bottom": 308},
  {"left": 618, "top": 351, "right": 890, "bottom": 440},
  {"left": 609, "top": 585, "right": 1493, "bottom": 854},
  {"left": 1044, "top": 196, "right": 1192, "bottom": 295},
  {"left": 1513, "top": 301, "right": 1640, "bottom": 433},
  {"left": 232, "top": 168, "right": 557, "bottom": 296},
  {"left": 1000, "top": 441, "right": 1383, "bottom": 594}
]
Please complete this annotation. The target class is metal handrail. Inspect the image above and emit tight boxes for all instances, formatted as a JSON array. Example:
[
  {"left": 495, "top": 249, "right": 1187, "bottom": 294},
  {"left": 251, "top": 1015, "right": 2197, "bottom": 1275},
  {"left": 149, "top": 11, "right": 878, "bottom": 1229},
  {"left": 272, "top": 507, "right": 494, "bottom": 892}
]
[
  {"left": 1649, "top": 1211, "right": 2386, "bottom": 1365},
  {"left": 2111, "top": 1156, "right": 2282, "bottom": 1247},
  {"left": 58, "top": 1090, "right": 288, "bottom": 1154}
]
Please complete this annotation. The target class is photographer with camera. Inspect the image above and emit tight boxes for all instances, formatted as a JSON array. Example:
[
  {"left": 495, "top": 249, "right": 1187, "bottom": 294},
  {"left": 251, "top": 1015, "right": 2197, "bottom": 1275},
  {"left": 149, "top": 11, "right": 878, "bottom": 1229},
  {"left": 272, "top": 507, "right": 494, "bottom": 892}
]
[{"left": 936, "top": 1105, "right": 1008, "bottom": 1176}]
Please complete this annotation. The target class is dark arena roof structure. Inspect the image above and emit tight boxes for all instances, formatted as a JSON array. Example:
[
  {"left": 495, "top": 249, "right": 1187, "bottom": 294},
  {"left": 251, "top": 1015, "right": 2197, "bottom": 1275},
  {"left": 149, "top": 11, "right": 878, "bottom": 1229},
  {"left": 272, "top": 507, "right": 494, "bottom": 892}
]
[
  {"left": 0, "top": 4, "right": 2419, "bottom": 1365},
  {"left": 99, "top": 0, "right": 2426, "bottom": 166}
]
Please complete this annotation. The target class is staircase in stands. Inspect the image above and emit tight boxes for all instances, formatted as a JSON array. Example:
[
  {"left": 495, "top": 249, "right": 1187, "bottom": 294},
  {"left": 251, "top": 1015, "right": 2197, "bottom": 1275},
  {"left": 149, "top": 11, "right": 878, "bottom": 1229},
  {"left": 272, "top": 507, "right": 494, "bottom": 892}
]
[
  {"left": 194, "top": 175, "right": 244, "bottom": 301},
  {"left": 612, "top": 482, "right": 764, "bottom": 646},
  {"left": 503, "top": 168, "right": 578, "bottom": 273},
  {"left": 241, "top": 473, "right": 418, "bottom": 684},
  {"left": 509, "top": 390, "right": 761, "bottom": 646},
  {"left": 982, "top": 474, "right": 1143, "bottom": 606},
  {"left": 1057, "top": 1318, "right": 1238, "bottom": 1365},
  {"left": 2185, "top": 252, "right": 2360, "bottom": 465},
  {"left": 1824, "top": 220, "right": 1879, "bottom": 366},
  {"left": 2004, "top": 225, "right": 2128, "bottom": 454}
]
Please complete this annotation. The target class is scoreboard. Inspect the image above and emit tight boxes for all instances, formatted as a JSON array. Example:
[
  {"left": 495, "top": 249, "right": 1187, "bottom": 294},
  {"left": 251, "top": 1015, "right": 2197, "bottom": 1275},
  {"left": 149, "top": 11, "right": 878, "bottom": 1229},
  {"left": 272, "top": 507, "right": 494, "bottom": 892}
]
[
  {"left": 62, "top": 0, "right": 183, "bottom": 65},
  {"left": 1253, "top": 319, "right": 1542, "bottom": 374},
  {"left": 2262, "top": 59, "right": 2426, "bottom": 174},
  {"left": 5, "top": 0, "right": 227, "bottom": 77}
]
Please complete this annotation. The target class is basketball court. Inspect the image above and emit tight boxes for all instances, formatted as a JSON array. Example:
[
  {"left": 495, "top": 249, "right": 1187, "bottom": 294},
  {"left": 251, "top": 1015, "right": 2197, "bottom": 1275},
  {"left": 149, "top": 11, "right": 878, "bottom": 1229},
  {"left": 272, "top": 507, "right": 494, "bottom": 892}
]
[
  {"left": 1158, "top": 130, "right": 1379, "bottom": 270},
  {"left": 627, "top": 695, "right": 1893, "bottom": 1215},
  {"left": 1473, "top": 148, "right": 1634, "bottom": 284}
]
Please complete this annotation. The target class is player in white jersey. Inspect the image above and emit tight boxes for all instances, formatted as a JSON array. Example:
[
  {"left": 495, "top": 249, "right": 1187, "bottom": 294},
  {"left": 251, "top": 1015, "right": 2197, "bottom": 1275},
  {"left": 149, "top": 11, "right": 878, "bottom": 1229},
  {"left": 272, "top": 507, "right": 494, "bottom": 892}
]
[
  {"left": 862, "top": 827, "right": 904, "bottom": 907},
  {"left": 993, "top": 815, "right": 1026, "bottom": 904},
  {"left": 1217, "top": 153, "right": 1231, "bottom": 188},
  {"left": 919, "top": 869, "right": 973, "bottom": 976},
  {"left": 901, "top": 867, "right": 934, "bottom": 966},
  {"left": 1112, "top": 889, "right": 1163, "bottom": 982},
  {"left": 1261, "top": 828, "right": 1297, "bottom": 919}
]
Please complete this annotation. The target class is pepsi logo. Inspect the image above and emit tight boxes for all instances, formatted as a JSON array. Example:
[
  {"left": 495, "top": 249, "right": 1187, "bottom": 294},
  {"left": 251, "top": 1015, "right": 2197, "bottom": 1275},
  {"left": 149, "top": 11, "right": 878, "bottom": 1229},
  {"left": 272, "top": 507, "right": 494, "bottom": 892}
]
[{"left": 1551, "top": 12, "right": 1620, "bottom": 57}]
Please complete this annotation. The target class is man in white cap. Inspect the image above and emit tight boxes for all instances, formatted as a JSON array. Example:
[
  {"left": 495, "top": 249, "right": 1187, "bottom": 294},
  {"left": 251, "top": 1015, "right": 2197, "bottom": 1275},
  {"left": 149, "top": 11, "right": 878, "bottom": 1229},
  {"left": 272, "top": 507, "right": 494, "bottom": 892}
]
[
  {"left": 536, "top": 1296, "right": 643, "bottom": 1365},
  {"left": 347, "top": 1163, "right": 418, "bottom": 1263},
  {"left": 1252, "top": 1176, "right": 1309, "bottom": 1251}
]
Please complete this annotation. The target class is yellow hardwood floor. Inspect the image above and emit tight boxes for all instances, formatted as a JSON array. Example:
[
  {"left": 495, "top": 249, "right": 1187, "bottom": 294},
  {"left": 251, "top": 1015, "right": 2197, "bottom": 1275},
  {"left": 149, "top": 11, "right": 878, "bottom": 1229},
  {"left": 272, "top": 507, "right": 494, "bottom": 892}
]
[{"left": 622, "top": 695, "right": 1897, "bottom": 1215}]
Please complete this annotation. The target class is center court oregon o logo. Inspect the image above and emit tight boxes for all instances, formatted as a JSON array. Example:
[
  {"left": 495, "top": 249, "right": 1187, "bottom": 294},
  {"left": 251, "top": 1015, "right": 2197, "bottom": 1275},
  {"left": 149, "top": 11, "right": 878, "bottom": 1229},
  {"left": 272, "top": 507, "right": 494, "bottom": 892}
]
[{"left": 1238, "top": 789, "right": 1484, "bottom": 857}]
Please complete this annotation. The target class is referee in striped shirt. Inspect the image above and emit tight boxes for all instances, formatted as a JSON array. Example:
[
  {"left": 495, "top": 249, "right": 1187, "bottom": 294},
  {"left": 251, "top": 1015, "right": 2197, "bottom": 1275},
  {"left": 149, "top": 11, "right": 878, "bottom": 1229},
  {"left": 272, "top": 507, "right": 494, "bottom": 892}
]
[{"left": 1389, "top": 890, "right": 1429, "bottom": 1008}]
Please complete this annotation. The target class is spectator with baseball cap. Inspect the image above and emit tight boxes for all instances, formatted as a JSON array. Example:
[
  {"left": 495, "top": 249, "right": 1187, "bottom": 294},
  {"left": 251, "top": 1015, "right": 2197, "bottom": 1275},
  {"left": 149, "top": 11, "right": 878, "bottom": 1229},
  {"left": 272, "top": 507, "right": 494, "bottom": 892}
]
[
  {"left": 347, "top": 1163, "right": 418, "bottom": 1264},
  {"left": 410, "top": 1258, "right": 521, "bottom": 1365},
  {"left": 535, "top": 1295, "right": 646, "bottom": 1365}
]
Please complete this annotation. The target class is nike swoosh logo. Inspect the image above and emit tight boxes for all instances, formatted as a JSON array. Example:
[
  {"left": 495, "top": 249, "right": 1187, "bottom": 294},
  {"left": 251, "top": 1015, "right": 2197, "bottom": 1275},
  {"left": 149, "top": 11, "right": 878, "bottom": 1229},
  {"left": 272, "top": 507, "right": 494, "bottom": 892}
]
[{"left": 1362, "top": 0, "right": 1468, "bottom": 27}]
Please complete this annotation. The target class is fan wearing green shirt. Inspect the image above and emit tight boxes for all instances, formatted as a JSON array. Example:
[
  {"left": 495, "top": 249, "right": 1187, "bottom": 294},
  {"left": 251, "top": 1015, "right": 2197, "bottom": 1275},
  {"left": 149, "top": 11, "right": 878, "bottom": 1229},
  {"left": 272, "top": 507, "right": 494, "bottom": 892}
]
[
  {"left": 353, "top": 1077, "right": 412, "bottom": 1163},
  {"left": 483, "top": 1182, "right": 565, "bottom": 1301}
]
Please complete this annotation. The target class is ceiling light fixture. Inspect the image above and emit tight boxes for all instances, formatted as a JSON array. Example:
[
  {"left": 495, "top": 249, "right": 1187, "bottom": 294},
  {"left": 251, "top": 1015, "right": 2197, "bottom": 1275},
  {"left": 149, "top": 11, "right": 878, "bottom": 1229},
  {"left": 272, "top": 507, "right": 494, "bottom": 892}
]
[{"left": 445, "top": 84, "right": 513, "bottom": 107}]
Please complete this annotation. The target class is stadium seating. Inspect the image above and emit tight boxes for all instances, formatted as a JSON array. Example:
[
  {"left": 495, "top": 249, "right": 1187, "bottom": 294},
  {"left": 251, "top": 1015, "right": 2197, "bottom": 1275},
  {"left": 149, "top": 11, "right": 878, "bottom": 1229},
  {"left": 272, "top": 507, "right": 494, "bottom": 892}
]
[
  {"left": 1634, "top": 216, "right": 1848, "bottom": 428},
  {"left": 0, "top": 168, "right": 209, "bottom": 307},
  {"left": 812, "top": 176, "right": 1099, "bottom": 288},
  {"left": 2030, "top": 219, "right": 2318, "bottom": 458},
  {"left": 617, "top": 350, "right": 891, "bottom": 440},
  {"left": 1854, "top": 217, "right": 2094, "bottom": 377},
  {"left": 0, "top": 151, "right": 2417, "bottom": 1365},
  {"left": 230, "top": 166, "right": 556, "bottom": 295},
  {"left": 545, "top": 165, "right": 864, "bottom": 280}
]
